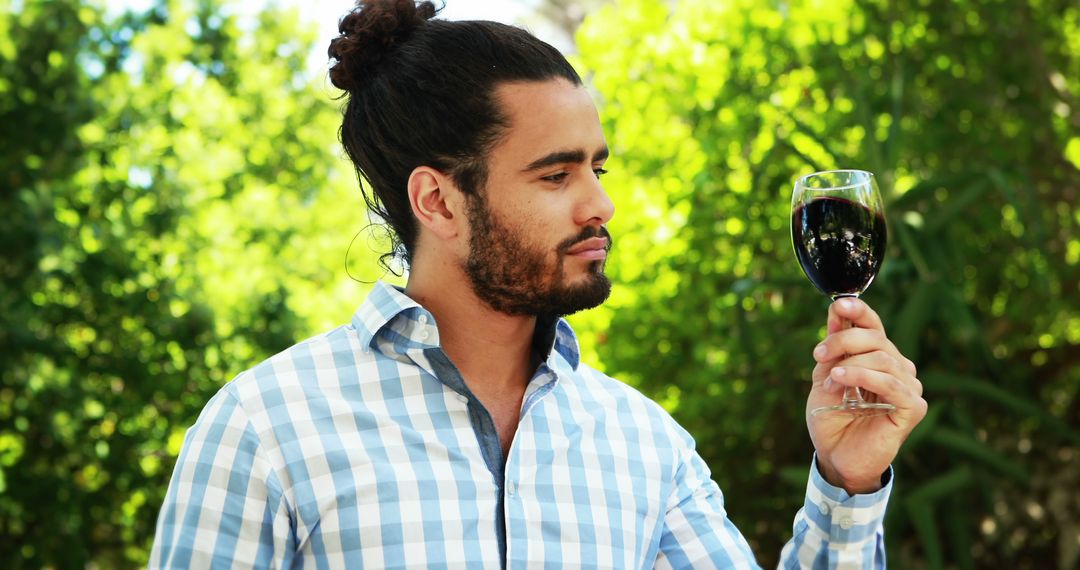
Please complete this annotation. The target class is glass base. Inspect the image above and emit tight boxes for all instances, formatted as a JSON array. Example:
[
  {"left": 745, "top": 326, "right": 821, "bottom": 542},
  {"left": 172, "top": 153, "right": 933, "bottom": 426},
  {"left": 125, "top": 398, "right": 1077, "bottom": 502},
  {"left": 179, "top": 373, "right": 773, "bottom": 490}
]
[{"left": 811, "top": 401, "right": 896, "bottom": 417}]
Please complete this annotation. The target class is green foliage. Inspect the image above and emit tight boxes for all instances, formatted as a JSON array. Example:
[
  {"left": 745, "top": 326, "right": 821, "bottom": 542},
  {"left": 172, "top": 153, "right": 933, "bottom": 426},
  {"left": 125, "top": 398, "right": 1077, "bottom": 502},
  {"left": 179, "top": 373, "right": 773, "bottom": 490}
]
[
  {"left": 0, "top": 0, "right": 383, "bottom": 566},
  {"left": 573, "top": 0, "right": 1079, "bottom": 567}
]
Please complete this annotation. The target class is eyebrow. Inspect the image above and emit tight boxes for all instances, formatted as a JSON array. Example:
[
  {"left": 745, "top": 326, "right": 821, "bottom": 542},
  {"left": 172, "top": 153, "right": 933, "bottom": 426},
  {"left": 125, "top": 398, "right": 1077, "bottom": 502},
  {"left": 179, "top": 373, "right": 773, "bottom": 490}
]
[{"left": 522, "top": 146, "right": 610, "bottom": 173}]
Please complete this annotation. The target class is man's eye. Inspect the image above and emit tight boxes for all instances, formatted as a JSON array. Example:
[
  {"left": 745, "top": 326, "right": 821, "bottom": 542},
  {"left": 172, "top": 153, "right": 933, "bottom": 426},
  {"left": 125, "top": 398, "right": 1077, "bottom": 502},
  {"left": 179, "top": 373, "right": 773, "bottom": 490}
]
[
  {"left": 593, "top": 168, "right": 609, "bottom": 179},
  {"left": 542, "top": 172, "right": 569, "bottom": 183}
]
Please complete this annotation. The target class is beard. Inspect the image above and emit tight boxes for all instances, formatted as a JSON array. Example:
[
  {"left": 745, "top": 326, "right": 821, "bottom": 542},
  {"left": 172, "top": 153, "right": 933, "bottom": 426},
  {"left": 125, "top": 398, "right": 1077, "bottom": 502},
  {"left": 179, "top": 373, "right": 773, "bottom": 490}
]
[{"left": 463, "top": 192, "right": 612, "bottom": 317}]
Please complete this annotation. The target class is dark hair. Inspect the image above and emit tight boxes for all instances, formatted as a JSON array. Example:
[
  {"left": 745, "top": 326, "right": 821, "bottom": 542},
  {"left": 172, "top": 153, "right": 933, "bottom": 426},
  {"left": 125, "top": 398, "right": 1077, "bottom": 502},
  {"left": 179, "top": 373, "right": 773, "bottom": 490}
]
[{"left": 327, "top": 0, "right": 583, "bottom": 267}]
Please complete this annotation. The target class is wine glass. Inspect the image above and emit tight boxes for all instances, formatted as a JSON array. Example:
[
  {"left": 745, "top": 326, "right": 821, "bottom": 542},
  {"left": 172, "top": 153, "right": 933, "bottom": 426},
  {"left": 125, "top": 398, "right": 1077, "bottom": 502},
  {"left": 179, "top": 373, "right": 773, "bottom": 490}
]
[{"left": 791, "top": 169, "right": 895, "bottom": 417}]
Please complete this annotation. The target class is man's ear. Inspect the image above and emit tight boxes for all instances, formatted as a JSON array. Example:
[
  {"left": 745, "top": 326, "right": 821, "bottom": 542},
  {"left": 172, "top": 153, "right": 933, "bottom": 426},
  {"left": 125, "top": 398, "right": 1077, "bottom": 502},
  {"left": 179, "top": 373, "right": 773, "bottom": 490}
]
[{"left": 408, "top": 166, "right": 465, "bottom": 240}]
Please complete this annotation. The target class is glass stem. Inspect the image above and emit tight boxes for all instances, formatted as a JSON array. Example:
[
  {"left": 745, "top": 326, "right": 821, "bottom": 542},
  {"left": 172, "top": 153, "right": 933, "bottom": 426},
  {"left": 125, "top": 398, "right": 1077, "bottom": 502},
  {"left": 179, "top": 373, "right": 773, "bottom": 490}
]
[{"left": 834, "top": 295, "right": 866, "bottom": 408}]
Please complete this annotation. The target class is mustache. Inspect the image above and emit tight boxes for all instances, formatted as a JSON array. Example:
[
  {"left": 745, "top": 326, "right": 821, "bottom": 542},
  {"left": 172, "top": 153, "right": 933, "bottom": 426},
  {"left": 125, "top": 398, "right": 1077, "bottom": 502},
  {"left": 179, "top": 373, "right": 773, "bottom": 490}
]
[{"left": 558, "top": 226, "right": 613, "bottom": 253}]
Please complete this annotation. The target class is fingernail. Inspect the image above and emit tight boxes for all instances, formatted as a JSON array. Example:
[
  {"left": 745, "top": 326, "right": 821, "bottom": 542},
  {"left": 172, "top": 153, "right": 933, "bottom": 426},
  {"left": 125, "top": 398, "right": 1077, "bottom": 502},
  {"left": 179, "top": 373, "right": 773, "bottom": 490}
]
[
  {"left": 814, "top": 344, "right": 827, "bottom": 359},
  {"left": 824, "top": 378, "right": 833, "bottom": 391},
  {"left": 840, "top": 298, "right": 854, "bottom": 310},
  {"left": 833, "top": 367, "right": 846, "bottom": 377}
]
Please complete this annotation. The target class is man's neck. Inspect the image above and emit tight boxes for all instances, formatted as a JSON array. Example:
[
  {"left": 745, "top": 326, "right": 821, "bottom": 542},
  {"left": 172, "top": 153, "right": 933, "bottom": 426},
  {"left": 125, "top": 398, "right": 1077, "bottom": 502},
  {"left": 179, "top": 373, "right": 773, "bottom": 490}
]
[{"left": 404, "top": 264, "right": 538, "bottom": 395}]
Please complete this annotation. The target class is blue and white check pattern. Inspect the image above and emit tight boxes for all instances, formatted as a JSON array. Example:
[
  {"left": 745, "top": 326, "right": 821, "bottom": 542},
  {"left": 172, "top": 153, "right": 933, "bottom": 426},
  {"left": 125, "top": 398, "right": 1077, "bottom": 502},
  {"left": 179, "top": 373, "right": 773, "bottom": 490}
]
[{"left": 151, "top": 281, "right": 892, "bottom": 569}]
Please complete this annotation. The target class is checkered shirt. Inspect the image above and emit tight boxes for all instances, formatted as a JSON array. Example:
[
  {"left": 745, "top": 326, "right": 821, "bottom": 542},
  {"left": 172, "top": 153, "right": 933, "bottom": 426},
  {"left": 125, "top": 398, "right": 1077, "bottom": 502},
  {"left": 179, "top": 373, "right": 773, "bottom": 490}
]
[{"left": 150, "top": 280, "right": 891, "bottom": 568}]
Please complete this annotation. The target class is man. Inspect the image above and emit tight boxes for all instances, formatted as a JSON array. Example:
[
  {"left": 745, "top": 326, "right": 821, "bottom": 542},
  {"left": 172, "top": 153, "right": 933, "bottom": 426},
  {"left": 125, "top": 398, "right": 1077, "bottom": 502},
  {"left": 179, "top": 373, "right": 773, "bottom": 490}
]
[{"left": 151, "top": 1, "right": 927, "bottom": 567}]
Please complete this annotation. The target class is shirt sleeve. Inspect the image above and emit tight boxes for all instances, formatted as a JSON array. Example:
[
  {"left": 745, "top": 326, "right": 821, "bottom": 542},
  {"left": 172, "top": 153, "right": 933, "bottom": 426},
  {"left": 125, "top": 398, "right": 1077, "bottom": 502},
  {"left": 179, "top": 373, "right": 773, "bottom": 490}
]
[
  {"left": 149, "top": 386, "right": 293, "bottom": 569},
  {"left": 778, "top": 454, "right": 892, "bottom": 570},
  {"left": 656, "top": 436, "right": 892, "bottom": 569}
]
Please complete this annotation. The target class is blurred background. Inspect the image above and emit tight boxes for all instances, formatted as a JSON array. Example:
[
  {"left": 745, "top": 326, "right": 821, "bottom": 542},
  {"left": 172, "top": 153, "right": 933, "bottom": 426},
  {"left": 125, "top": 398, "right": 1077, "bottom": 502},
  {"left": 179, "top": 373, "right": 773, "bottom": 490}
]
[{"left": 1, "top": 0, "right": 1077, "bottom": 567}]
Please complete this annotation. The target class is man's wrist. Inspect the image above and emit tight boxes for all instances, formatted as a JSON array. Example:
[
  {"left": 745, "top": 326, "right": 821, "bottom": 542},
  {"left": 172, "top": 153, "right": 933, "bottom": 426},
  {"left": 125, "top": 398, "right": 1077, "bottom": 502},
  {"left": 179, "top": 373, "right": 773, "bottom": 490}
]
[{"left": 816, "top": 456, "right": 886, "bottom": 495}]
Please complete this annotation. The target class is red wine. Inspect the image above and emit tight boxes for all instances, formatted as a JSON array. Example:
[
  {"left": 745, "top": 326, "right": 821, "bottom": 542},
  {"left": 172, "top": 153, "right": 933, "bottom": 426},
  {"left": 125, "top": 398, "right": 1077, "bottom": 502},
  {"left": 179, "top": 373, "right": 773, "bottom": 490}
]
[{"left": 792, "top": 197, "right": 886, "bottom": 298}]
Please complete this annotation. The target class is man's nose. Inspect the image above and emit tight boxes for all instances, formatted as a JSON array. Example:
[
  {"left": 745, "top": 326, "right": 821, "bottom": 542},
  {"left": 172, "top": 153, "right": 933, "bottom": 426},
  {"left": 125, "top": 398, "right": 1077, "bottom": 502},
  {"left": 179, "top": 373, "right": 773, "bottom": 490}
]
[{"left": 577, "top": 174, "right": 615, "bottom": 227}]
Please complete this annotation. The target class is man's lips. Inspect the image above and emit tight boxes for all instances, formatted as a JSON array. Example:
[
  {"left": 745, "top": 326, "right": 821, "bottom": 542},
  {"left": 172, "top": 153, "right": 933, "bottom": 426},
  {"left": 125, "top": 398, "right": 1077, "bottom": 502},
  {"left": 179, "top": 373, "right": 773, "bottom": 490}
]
[{"left": 566, "top": 237, "right": 609, "bottom": 259}]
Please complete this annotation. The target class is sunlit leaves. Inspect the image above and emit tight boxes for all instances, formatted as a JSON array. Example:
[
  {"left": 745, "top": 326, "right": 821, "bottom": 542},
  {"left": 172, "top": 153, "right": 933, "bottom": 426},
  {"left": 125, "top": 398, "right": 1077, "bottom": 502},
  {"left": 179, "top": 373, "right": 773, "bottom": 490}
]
[
  {"left": 576, "top": 0, "right": 1078, "bottom": 566},
  {"left": 0, "top": 0, "right": 383, "bottom": 566}
]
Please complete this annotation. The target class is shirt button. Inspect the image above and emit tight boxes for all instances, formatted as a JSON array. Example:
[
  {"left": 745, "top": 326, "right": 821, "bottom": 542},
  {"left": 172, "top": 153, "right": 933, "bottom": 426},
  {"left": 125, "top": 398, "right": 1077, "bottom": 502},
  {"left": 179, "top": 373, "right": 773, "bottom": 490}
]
[
  {"left": 818, "top": 503, "right": 830, "bottom": 516},
  {"left": 507, "top": 481, "right": 517, "bottom": 497},
  {"left": 456, "top": 394, "right": 468, "bottom": 404},
  {"left": 419, "top": 330, "right": 430, "bottom": 341},
  {"left": 839, "top": 516, "right": 854, "bottom": 530},
  {"left": 418, "top": 314, "right": 428, "bottom": 324}
]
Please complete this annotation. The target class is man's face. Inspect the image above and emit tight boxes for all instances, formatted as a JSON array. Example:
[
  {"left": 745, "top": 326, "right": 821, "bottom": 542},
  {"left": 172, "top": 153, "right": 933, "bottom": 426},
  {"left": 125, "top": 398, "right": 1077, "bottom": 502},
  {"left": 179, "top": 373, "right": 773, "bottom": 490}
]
[{"left": 461, "top": 79, "right": 615, "bottom": 317}]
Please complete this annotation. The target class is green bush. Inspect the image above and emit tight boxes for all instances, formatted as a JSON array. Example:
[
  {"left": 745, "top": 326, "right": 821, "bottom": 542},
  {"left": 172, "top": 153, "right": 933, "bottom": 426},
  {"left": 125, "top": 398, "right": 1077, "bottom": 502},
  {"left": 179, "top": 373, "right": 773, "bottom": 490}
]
[{"left": 573, "top": 0, "right": 1079, "bottom": 567}]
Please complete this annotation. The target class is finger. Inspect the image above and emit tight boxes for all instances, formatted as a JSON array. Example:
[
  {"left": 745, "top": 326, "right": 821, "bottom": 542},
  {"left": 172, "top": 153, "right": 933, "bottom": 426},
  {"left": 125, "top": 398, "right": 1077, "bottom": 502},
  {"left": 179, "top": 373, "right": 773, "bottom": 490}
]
[
  {"left": 827, "top": 311, "right": 845, "bottom": 335},
  {"left": 823, "top": 299, "right": 918, "bottom": 376},
  {"left": 829, "top": 297, "right": 885, "bottom": 332},
  {"left": 816, "top": 331, "right": 919, "bottom": 382},
  {"left": 812, "top": 359, "right": 842, "bottom": 386},
  {"left": 904, "top": 357, "right": 918, "bottom": 378},
  {"left": 837, "top": 351, "right": 923, "bottom": 396},
  {"left": 813, "top": 327, "right": 895, "bottom": 363},
  {"left": 829, "top": 366, "right": 928, "bottom": 420},
  {"left": 814, "top": 356, "right": 922, "bottom": 398}
]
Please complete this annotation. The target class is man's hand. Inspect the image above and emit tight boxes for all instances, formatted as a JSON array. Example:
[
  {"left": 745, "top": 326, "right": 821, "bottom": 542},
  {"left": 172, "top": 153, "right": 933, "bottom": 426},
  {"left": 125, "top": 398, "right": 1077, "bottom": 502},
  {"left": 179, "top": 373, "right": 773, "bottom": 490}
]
[{"left": 807, "top": 297, "right": 928, "bottom": 495}]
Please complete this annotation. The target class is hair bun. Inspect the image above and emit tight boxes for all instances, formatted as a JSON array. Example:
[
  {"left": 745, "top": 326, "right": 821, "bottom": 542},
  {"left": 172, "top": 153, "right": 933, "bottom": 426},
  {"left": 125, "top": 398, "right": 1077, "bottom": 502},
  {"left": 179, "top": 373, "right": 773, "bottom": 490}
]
[{"left": 328, "top": 0, "right": 438, "bottom": 91}]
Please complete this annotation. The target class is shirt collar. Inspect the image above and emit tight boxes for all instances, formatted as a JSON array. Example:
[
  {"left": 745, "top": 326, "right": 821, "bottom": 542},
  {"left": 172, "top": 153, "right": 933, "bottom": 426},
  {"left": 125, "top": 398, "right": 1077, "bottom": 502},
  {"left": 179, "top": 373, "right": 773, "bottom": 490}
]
[
  {"left": 352, "top": 280, "right": 582, "bottom": 369},
  {"left": 534, "top": 315, "right": 581, "bottom": 370}
]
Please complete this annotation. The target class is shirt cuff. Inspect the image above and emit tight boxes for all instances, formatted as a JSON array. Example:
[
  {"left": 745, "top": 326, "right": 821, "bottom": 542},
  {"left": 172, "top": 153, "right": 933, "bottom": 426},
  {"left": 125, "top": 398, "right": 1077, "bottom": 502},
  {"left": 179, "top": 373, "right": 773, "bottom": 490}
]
[{"left": 803, "top": 453, "right": 893, "bottom": 545}]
